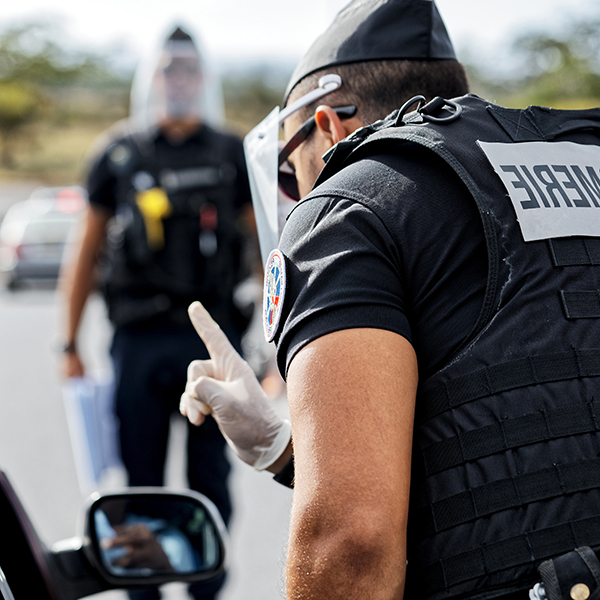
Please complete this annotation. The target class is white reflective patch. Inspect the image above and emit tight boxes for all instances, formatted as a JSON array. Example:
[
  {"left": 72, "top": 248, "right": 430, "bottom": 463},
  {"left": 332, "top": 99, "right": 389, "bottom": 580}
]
[{"left": 478, "top": 141, "right": 600, "bottom": 241}]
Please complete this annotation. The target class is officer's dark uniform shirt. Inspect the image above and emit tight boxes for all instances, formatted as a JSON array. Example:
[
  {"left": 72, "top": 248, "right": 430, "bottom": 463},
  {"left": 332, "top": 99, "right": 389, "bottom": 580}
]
[
  {"left": 86, "top": 123, "right": 252, "bottom": 331},
  {"left": 276, "top": 143, "right": 487, "bottom": 381},
  {"left": 88, "top": 125, "right": 250, "bottom": 212}
]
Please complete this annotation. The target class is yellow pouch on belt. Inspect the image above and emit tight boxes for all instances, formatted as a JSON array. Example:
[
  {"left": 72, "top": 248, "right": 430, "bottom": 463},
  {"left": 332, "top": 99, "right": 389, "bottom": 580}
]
[{"left": 135, "top": 187, "right": 172, "bottom": 250}]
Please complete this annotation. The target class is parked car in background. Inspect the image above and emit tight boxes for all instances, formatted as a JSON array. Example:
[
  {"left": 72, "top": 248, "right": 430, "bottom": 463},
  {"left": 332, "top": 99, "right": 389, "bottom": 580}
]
[{"left": 0, "top": 187, "right": 86, "bottom": 290}]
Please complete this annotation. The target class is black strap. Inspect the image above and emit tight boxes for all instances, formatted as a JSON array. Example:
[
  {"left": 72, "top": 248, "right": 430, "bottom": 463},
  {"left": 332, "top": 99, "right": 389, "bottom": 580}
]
[
  {"left": 273, "top": 455, "right": 294, "bottom": 489},
  {"left": 417, "top": 348, "right": 600, "bottom": 424},
  {"left": 422, "top": 400, "right": 600, "bottom": 476},
  {"left": 549, "top": 239, "right": 600, "bottom": 267},
  {"left": 487, "top": 104, "right": 600, "bottom": 142},
  {"left": 538, "top": 547, "right": 600, "bottom": 600},
  {"left": 414, "top": 515, "right": 600, "bottom": 595},
  {"left": 561, "top": 292, "right": 600, "bottom": 319},
  {"left": 416, "top": 457, "right": 600, "bottom": 536}
]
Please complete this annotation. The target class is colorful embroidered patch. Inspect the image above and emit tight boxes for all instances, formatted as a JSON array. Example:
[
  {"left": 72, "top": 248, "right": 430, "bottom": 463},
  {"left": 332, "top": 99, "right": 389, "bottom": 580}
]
[{"left": 263, "top": 249, "right": 286, "bottom": 342}]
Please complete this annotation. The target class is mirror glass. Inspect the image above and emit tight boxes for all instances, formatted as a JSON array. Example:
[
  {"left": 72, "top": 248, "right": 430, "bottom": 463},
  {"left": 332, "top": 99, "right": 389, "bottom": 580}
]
[{"left": 91, "top": 496, "right": 222, "bottom": 578}]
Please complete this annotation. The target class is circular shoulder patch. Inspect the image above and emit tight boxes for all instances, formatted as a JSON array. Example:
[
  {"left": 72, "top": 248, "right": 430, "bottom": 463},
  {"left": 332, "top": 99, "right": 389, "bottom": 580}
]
[{"left": 263, "top": 249, "right": 287, "bottom": 342}]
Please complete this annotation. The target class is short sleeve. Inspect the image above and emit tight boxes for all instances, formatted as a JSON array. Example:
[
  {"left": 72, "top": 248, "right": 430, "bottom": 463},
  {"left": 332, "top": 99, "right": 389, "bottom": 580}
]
[
  {"left": 85, "top": 144, "right": 117, "bottom": 212},
  {"left": 276, "top": 192, "right": 412, "bottom": 378},
  {"left": 274, "top": 149, "right": 488, "bottom": 380},
  {"left": 230, "top": 136, "right": 253, "bottom": 210}
]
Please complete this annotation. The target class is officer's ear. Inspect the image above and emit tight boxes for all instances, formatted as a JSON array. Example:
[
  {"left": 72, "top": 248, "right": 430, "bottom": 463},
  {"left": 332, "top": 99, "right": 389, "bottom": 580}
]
[{"left": 314, "top": 105, "right": 358, "bottom": 146}]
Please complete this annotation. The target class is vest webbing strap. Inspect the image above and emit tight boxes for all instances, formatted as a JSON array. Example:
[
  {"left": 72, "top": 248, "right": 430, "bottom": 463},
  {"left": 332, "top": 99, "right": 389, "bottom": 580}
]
[
  {"left": 416, "top": 457, "right": 600, "bottom": 536},
  {"left": 561, "top": 291, "right": 600, "bottom": 319},
  {"left": 423, "top": 400, "right": 600, "bottom": 476},
  {"left": 549, "top": 238, "right": 600, "bottom": 267},
  {"left": 417, "top": 348, "right": 600, "bottom": 424},
  {"left": 416, "top": 515, "right": 600, "bottom": 594}
]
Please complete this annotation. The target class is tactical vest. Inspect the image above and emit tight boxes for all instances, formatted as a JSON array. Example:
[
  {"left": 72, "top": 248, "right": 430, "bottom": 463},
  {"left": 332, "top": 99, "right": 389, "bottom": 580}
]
[
  {"left": 101, "top": 125, "right": 245, "bottom": 328},
  {"left": 318, "top": 94, "right": 600, "bottom": 600}
]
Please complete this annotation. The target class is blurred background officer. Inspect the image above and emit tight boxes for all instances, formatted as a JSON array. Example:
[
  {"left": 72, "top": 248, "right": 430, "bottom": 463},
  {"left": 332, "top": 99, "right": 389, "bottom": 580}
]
[{"left": 61, "top": 24, "right": 252, "bottom": 600}]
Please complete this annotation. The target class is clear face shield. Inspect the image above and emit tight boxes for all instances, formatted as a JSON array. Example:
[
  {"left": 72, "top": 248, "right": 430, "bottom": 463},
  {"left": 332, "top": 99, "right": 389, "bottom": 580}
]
[
  {"left": 243, "top": 74, "right": 343, "bottom": 265},
  {"left": 157, "top": 46, "right": 203, "bottom": 120},
  {"left": 130, "top": 30, "right": 224, "bottom": 130}
]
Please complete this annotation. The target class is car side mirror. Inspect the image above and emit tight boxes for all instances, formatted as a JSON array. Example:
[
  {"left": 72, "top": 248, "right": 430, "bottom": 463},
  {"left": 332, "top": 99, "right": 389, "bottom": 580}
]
[{"left": 83, "top": 488, "right": 227, "bottom": 586}]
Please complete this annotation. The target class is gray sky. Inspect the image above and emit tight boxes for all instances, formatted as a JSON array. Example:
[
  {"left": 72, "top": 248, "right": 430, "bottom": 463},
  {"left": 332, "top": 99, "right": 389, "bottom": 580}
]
[{"left": 0, "top": 0, "right": 596, "bottom": 65}]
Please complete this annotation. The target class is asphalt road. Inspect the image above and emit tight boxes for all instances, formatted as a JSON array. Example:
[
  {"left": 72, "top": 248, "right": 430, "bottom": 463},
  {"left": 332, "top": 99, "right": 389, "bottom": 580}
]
[{"left": 0, "top": 283, "right": 293, "bottom": 600}]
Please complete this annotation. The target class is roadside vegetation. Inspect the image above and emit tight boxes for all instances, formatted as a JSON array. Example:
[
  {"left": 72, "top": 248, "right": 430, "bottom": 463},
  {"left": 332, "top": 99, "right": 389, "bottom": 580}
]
[{"left": 0, "top": 15, "right": 598, "bottom": 186}]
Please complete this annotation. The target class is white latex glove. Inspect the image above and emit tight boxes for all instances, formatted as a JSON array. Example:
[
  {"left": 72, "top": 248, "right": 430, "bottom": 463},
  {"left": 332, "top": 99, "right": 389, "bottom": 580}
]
[{"left": 180, "top": 301, "right": 291, "bottom": 471}]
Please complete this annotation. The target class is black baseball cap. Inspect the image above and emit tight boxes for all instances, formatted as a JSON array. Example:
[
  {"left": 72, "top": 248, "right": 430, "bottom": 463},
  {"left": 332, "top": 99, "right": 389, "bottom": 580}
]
[{"left": 283, "top": 0, "right": 457, "bottom": 105}]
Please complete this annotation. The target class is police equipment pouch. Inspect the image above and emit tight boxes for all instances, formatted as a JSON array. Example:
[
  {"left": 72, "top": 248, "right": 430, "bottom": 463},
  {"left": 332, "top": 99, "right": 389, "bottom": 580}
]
[{"left": 536, "top": 547, "right": 600, "bottom": 600}]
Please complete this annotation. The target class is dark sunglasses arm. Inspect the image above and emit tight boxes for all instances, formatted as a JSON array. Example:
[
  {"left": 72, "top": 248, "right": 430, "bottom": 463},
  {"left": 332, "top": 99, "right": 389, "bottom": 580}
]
[
  {"left": 278, "top": 105, "right": 357, "bottom": 167},
  {"left": 278, "top": 117, "right": 316, "bottom": 166}
]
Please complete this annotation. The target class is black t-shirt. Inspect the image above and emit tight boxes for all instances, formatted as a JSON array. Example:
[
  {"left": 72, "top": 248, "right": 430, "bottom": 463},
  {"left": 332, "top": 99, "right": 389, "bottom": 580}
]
[
  {"left": 276, "top": 143, "right": 487, "bottom": 380},
  {"left": 86, "top": 124, "right": 251, "bottom": 213},
  {"left": 85, "top": 122, "right": 253, "bottom": 330}
]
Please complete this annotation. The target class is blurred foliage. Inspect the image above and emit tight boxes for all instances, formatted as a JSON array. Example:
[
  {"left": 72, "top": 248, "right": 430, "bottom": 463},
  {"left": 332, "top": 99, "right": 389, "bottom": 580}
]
[
  {"left": 464, "top": 15, "right": 600, "bottom": 109},
  {"left": 0, "top": 12, "right": 599, "bottom": 183},
  {"left": 221, "top": 63, "right": 290, "bottom": 137},
  {"left": 0, "top": 81, "right": 42, "bottom": 166},
  {"left": 0, "top": 21, "right": 114, "bottom": 85},
  {"left": 0, "top": 19, "right": 131, "bottom": 174}
]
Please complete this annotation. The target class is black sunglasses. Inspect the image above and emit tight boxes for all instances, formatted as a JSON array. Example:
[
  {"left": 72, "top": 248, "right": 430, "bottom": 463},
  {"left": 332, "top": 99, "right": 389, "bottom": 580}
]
[{"left": 278, "top": 105, "right": 358, "bottom": 201}]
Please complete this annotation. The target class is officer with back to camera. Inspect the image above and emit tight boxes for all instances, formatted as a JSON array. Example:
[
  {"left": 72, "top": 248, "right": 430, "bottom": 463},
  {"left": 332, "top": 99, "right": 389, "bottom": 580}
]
[
  {"left": 61, "top": 24, "right": 252, "bottom": 600},
  {"left": 180, "top": 2, "right": 600, "bottom": 600}
]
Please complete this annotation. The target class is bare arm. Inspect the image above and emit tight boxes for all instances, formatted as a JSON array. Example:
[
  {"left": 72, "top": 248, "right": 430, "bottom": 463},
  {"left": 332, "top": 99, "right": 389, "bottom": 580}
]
[
  {"left": 60, "top": 205, "right": 111, "bottom": 378},
  {"left": 286, "top": 327, "right": 418, "bottom": 600}
]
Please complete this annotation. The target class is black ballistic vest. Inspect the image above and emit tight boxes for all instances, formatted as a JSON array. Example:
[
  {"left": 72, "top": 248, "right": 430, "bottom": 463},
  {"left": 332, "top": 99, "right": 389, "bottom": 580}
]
[
  {"left": 318, "top": 95, "right": 600, "bottom": 600},
  {"left": 101, "top": 125, "right": 245, "bottom": 328}
]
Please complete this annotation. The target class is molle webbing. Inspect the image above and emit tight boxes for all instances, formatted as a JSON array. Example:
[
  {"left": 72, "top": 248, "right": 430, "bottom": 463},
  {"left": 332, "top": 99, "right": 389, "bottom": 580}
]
[
  {"left": 416, "top": 348, "right": 600, "bottom": 424},
  {"left": 549, "top": 238, "right": 600, "bottom": 319},
  {"left": 417, "top": 514, "right": 600, "bottom": 594},
  {"left": 422, "top": 400, "right": 600, "bottom": 476},
  {"left": 561, "top": 292, "right": 600, "bottom": 319},
  {"left": 549, "top": 238, "right": 600, "bottom": 267},
  {"left": 416, "top": 457, "right": 600, "bottom": 535}
]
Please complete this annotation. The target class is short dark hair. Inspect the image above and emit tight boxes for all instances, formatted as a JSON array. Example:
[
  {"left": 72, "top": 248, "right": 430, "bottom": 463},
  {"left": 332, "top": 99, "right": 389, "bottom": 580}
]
[{"left": 287, "top": 59, "right": 469, "bottom": 125}]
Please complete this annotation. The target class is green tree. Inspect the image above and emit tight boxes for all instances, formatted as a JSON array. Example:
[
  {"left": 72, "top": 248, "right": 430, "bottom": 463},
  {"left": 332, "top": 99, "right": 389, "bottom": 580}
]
[
  {"left": 0, "top": 80, "right": 41, "bottom": 166},
  {"left": 0, "top": 19, "right": 131, "bottom": 168},
  {"left": 512, "top": 18, "right": 600, "bottom": 107},
  {"left": 0, "top": 20, "right": 119, "bottom": 85},
  {"left": 465, "top": 14, "right": 600, "bottom": 109},
  {"left": 222, "top": 62, "right": 291, "bottom": 135}
]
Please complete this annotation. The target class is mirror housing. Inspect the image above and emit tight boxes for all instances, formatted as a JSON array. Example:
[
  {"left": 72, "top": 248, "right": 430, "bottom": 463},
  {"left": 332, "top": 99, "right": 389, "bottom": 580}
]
[{"left": 83, "top": 488, "right": 227, "bottom": 587}]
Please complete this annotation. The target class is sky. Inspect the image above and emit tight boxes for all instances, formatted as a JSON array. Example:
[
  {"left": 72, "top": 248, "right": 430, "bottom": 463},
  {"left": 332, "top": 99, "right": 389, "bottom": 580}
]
[{"left": 0, "top": 0, "right": 597, "bottom": 70}]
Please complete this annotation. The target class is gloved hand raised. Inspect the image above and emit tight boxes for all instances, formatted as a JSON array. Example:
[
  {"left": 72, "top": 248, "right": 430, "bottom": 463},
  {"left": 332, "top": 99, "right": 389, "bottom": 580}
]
[{"left": 180, "top": 301, "right": 291, "bottom": 472}]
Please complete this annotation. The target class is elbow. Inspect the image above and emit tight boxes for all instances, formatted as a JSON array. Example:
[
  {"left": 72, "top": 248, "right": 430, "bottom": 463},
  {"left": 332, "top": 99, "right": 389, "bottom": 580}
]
[
  {"left": 288, "top": 505, "right": 406, "bottom": 598},
  {"left": 336, "top": 528, "right": 398, "bottom": 584}
]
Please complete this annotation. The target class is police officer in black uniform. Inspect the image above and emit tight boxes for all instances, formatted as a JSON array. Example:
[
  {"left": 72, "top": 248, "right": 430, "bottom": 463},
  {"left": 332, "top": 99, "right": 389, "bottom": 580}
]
[
  {"left": 181, "top": 2, "right": 600, "bottom": 600},
  {"left": 62, "top": 25, "right": 252, "bottom": 600}
]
